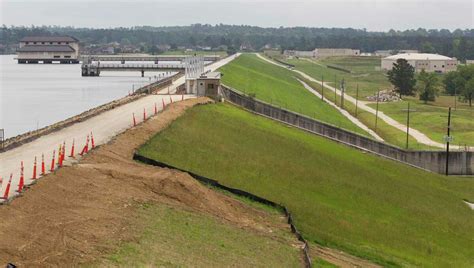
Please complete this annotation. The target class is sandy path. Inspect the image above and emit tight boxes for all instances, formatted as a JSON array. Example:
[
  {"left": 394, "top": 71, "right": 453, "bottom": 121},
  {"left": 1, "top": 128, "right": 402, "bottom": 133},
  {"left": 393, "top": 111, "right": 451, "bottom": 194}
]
[
  {"left": 0, "top": 54, "right": 240, "bottom": 201},
  {"left": 297, "top": 78, "right": 384, "bottom": 141},
  {"left": 257, "top": 53, "right": 472, "bottom": 150}
]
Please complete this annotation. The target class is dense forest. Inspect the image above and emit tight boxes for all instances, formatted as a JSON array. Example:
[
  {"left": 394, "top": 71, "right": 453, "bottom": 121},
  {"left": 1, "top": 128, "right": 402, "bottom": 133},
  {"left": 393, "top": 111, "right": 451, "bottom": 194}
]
[{"left": 1, "top": 24, "right": 474, "bottom": 60}]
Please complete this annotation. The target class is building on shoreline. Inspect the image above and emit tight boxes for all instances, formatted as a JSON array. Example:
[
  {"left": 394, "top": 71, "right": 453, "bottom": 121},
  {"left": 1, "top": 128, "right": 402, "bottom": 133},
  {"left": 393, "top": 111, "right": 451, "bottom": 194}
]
[
  {"left": 381, "top": 53, "right": 457, "bottom": 73},
  {"left": 17, "top": 36, "right": 80, "bottom": 64},
  {"left": 283, "top": 48, "right": 360, "bottom": 58}
]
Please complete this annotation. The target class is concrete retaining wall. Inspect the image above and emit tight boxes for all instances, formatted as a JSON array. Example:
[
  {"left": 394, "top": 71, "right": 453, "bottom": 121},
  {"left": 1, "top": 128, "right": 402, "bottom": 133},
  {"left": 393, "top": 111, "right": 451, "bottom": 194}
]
[{"left": 221, "top": 86, "right": 474, "bottom": 175}]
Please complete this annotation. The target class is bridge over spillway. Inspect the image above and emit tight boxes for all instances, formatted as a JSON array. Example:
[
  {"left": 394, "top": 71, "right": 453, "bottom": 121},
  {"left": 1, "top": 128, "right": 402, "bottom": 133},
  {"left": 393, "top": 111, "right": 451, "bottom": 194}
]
[
  {"left": 81, "top": 54, "right": 214, "bottom": 77},
  {"left": 80, "top": 54, "right": 220, "bottom": 63},
  {"left": 81, "top": 62, "right": 186, "bottom": 77}
]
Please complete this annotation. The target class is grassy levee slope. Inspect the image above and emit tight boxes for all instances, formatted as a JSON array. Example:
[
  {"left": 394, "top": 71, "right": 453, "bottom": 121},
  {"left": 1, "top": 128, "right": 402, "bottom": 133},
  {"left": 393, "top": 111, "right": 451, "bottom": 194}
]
[
  {"left": 103, "top": 202, "right": 301, "bottom": 267},
  {"left": 218, "top": 53, "right": 367, "bottom": 135},
  {"left": 138, "top": 103, "right": 474, "bottom": 267}
]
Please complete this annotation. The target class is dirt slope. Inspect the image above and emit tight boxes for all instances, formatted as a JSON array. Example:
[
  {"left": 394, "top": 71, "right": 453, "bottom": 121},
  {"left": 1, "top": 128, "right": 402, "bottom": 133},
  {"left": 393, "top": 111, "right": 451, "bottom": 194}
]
[{"left": 0, "top": 98, "right": 300, "bottom": 266}]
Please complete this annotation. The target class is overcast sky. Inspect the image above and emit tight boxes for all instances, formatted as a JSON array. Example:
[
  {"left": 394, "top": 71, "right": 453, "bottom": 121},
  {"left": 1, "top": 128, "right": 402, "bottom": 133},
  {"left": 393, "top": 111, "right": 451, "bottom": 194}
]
[{"left": 1, "top": 0, "right": 473, "bottom": 31}]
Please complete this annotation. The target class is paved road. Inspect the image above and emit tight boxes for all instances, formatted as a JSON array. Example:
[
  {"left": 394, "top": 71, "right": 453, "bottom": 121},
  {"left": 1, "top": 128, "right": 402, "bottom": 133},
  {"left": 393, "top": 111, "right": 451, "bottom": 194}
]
[
  {"left": 297, "top": 78, "right": 384, "bottom": 141},
  {"left": 0, "top": 54, "right": 240, "bottom": 201},
  {"left": 256, "top": 54, "right": 472, "bottom": 150}
]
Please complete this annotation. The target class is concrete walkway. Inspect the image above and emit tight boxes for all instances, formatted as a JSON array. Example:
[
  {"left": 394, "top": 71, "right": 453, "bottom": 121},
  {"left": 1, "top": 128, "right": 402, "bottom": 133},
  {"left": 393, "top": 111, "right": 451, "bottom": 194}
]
[
  {"left": 256, "top": 53, "right": 472, "bottom": 150},
  {"left": 297, "top": 78, "right": 384, "bottom": 141},
  {"left": 0, "top": 54, "right": 240, "bottom": 201}
]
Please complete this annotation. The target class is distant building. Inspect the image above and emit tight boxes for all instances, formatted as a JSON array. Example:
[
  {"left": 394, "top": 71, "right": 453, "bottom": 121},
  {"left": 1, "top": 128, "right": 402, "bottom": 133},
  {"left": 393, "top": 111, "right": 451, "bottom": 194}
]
[
  {"left": 314, "top": 48, "right": 360, "bottom": 58},
  {"left": 466, "top": 60, "right": 474, "bottom": 65},
  {"left": 17, "top": 36, "right": 80, "bottom": 64},
  {"left": 284, "top": 48, "right": 360, "bottom": 58},
  {"left": 381, "top": 53, "right": 457, "bottom": 73},
  {"left": 375, "top": 49, "right": 419, "bottom": 57}
]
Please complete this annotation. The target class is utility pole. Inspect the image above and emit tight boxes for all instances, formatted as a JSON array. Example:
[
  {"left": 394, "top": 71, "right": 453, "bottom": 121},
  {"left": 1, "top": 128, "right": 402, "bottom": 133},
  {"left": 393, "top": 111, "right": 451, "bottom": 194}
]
[
  {"left": 355, "top": 84, "right": 359, "bottom": 117},
  {"left": 375, "top": 90, "right": 380, "bottom": 133},
  {"left": 445, "top": 107, "right": 452, "bottom": 176},
  {"left": 454, "top": 86, "right": 457, "bottom": 110},
  {"left": 406, "top": 102, "right": 410, "bottom": 149},
  {"left": 321, "top": 76, "right": 324, "bottom": 101},
  {"left": 334, "top": 75, "right": 337, "bottom": 106},
  {"left": 340, "top": 79, "right": 345, "bottom": 109}
]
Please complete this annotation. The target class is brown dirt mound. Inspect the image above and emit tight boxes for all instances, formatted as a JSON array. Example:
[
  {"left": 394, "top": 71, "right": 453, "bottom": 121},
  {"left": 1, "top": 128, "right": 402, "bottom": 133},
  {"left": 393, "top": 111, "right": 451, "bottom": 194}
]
[{"left": 0, "top": 98, "right": 297, "bottom": 266}]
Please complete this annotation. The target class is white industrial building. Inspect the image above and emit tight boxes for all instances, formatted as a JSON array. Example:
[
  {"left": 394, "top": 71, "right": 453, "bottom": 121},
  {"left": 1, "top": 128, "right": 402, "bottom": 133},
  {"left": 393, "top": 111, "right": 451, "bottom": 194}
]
[
  {"left": 17, "top": 36, "right": 80, "bottom": 64},
  {"left": 381, "top": 53, "right": 457, "bottom": 73}
]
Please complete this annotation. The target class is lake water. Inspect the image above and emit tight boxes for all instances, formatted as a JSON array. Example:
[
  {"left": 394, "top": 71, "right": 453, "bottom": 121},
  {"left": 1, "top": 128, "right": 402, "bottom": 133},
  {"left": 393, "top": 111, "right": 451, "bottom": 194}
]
[{"left": 0, "top": 55, "right": 170, "bottom": 139}]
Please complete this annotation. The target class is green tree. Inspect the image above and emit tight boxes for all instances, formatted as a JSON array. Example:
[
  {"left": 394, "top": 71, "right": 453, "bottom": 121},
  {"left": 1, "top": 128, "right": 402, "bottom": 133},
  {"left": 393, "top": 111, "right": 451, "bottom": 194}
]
[
  {"left": 421, "top": 41, "right": 436, "bottom": 53},
  {"left": 417, "top": 70, "right": 440, "bottom": 103},
  {"left": 443, "top": 71, "right": 458, "bottom": 95},
  {"left": 463, "top": 78, "right": 474, "bottom": 106},
  {"left": 387, "top": 58, "right": 417, "bottom": 98}
]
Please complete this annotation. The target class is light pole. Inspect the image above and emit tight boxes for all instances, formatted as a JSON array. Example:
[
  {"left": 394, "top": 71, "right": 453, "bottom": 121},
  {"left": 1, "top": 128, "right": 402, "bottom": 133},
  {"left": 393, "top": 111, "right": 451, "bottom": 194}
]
[
  {"left": 355, "top": 84, "right": 359, "bottom": 117},
  {"left": 321, "top": 75, "right": 324, "bottom": 101},
  {"left": 375, "top": 90, "right": 380, "bottom": 133},
  {"left": 445, "top": 107, "right": 452, "bottom": 176}
]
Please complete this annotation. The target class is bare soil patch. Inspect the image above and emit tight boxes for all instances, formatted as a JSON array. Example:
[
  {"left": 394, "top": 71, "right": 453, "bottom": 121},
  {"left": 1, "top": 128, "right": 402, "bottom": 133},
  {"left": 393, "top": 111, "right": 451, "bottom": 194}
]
[{"left": 0, "top": 98, "right": 299, "bottom": 266}]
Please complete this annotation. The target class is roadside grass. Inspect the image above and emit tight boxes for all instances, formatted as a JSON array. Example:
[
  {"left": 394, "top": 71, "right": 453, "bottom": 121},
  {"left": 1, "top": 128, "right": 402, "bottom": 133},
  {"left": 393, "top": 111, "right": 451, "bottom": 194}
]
[
  {"left": 299, "top": 77, "right": 435, "bottom": 150},
  {"left": 102, "top": 202, "right": 301, "bottom": 267},
  {"left": 367, "top": 97, "right": 474, "bottom": 147},
  {"left": 218, "top": 53, "right": 367, "bottom": 135},
  {"left": 138, "top": 103, "right": 474, "bottom": 267},
  {"left": 286, "top": 56, "right": 390, "bottom": 99}
]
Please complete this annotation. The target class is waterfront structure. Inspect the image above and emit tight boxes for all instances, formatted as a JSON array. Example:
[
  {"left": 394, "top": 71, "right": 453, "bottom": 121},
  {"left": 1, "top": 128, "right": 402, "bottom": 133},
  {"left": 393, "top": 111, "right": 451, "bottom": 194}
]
[
  {"left": 381, "top": 53, "right": 457, "bottom": 73},
  {"left": 284, "top": 48, "right": 360, "bottom": 58},
  {"left": 17, "top": 36, "right": 80, "bottom": 64},
  {"left": 374, "top": 49, "right": 418, "bottom": 57}
]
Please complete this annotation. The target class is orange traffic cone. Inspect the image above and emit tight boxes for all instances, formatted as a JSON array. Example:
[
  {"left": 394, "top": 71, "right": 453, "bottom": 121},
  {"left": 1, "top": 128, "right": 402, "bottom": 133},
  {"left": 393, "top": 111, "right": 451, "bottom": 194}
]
[
  {"left": 50, "top": 150, "right": 56, "bottom": 172},
  {"left": 133, "top": 113, "right": 137, "bottom": 126},
  {"left": 58, "top": 144, "right": 63, "bottom": 168},
  {"left": 70, "top": 139, "right": 75, "bottom": 157},
  {"left": 18, "top": 161, "right": 24, "bottom": 193},
  {"left": 91, "top": 132, "right": 95, "bottom": 149},
  {"left": 1, "top": 174, "right": 12, "bottom": 200},
  {"left": 32, "top": 156, "right": 37, "bottom": 180},
  {"left": 61, "top": 141, "right": 66, "bottom": 163},
  {"left": 154, "top": 103, "right": 157, "bottom": 115},
  {"left": 41, "top": 154, "right": 45, "bottom": 175},
  {"left": 80, "top": 135, "right": 89, "bottom": 156},
  {"left": 162, "top": 99, "right": 165, "bottom": 110},
  {"left": 143, "top": 108, "right": 147, "bottom": 121},
  {"left": 170, "top": 96, "right": 173, "bottom": 103}
]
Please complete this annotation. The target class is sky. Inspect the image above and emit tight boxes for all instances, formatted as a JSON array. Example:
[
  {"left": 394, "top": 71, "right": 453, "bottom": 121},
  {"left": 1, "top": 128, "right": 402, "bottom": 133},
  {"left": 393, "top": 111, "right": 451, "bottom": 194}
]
[{"left": 0, "top": 0, "right": 473, "bottom": 31}]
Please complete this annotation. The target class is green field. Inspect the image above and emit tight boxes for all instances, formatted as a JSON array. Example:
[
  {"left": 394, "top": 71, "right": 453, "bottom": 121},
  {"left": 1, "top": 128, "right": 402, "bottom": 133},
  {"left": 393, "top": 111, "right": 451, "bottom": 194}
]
[
  {"left": 368, "top": 98, "right": 474, "bottom": 146},
  {"left": 100, "top": 202, "right": 301, "bottom": 267},
  {"left": 138, "top": 103, "right": 474, "bottom": 267},
  {"left": 285, "top": 56, "right": 390, "bottom": 99},
  {"left": 218, "top": 53, "right": 367, "bottom": 135}
]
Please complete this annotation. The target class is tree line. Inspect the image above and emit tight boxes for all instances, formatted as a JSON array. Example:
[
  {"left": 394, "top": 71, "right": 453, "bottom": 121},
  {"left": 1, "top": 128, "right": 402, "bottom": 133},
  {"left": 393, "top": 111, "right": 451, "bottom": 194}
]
[
  {"left": 388, "top": 59, "right": 474, "bottom": 106},
  {"left": 1, "top": 24, "right": 474, "bottom": 60}
]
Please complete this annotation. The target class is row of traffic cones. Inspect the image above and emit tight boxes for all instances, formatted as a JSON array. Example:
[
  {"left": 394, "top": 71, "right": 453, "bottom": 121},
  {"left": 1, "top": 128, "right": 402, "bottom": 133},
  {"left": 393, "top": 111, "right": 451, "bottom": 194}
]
[
  {"left": 132, "top": 95, "right": 186, "bottom": 127},
  {"left": 0, "top": 131, "right": 97, "bottom": 204}
]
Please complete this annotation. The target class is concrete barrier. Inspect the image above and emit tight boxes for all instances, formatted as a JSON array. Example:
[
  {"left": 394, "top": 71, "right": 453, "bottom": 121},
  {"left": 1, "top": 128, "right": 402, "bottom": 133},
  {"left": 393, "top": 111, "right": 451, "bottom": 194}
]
[{"left": 221, "top": 86, "right": 474, "bottom": 175}]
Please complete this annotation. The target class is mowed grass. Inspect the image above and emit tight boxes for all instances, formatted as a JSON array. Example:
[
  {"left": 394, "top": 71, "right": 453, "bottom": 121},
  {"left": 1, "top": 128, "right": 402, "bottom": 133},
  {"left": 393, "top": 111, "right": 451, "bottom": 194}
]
[
  {"left": 102, "top": 202, "right": 301, "bottom": 267},
  {"left": 218, "top": 53, "right": 367, "bottom": 135},
  {"left": 286, "top": 56, "right": 390, "bottom": 99},
  {"left": 368, "top": 98, "right": 474, "bottom": 147},
  {"left": 138, "top": 103, "right": 474, "bottom": 267}
]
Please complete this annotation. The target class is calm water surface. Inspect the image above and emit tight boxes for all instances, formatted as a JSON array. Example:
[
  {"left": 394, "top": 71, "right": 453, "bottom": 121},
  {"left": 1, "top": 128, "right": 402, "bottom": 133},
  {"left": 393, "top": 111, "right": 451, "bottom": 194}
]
[{"left": 0, "top": 55, "right": 168, "bottom": 138}]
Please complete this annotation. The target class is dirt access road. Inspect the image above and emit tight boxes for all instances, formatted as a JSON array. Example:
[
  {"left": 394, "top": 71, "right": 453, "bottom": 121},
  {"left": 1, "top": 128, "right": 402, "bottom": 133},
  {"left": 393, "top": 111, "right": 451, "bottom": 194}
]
[{"left": 0, "top": 53, "right": 240, "bottom": 202}]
